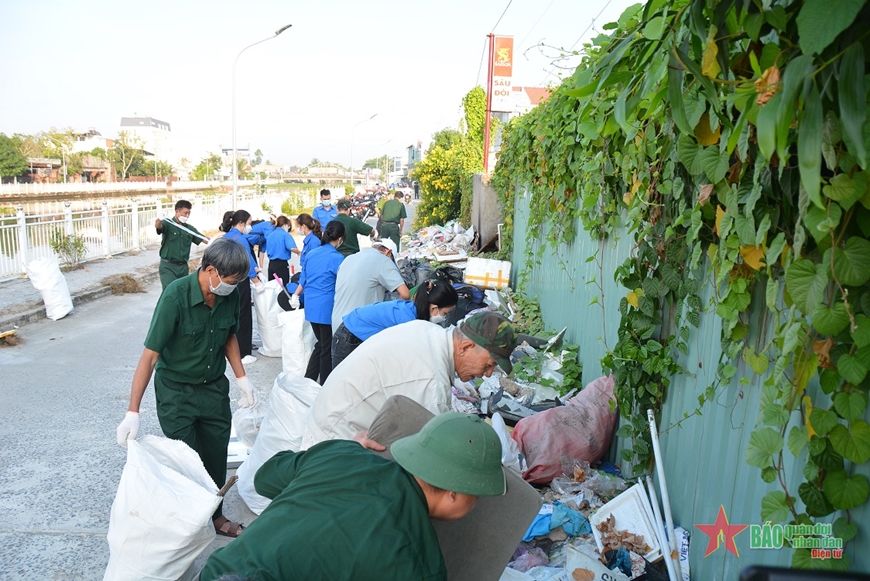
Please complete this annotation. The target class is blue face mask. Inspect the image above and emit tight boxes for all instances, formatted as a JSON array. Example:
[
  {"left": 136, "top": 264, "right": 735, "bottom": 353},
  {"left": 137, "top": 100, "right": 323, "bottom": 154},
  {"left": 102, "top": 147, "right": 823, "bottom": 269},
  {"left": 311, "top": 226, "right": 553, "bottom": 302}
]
[{"left": 321, "top": 199, "right": 332, "bottom": 207}]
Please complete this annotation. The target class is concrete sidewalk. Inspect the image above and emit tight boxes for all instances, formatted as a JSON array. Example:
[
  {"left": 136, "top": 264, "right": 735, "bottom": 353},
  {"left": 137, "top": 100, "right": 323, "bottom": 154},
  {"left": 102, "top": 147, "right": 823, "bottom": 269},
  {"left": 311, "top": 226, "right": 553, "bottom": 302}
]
[{"left": 0, "top": 245, "right": 203, "bottom": 331}]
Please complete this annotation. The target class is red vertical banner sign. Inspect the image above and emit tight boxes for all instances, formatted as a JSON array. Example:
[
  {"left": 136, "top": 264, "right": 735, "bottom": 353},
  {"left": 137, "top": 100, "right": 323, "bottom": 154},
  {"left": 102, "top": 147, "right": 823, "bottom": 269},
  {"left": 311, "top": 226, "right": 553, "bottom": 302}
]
[{"left": 484, "top": 35, "right": 513, "bottom": 172}]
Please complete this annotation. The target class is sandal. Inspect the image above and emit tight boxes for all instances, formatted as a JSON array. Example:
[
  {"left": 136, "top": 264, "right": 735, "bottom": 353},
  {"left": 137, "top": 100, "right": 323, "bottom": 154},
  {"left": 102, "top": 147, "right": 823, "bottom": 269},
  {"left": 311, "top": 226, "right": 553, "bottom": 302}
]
[{"left": 214, "top": 516, "right": 245, "bottom": 537}]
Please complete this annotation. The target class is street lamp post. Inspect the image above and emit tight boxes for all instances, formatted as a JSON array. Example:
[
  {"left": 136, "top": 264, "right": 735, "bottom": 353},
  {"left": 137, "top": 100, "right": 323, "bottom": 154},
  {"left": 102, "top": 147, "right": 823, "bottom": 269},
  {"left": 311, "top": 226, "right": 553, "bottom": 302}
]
[
  {"left": 349, "top": 113, "right": 378, "bottom": 192},
  {"left": 232, "top": 23, "right": 292, "bottom": 209},
  {"left": 46, "top": 135, "right": 68, "bottom": 184}
]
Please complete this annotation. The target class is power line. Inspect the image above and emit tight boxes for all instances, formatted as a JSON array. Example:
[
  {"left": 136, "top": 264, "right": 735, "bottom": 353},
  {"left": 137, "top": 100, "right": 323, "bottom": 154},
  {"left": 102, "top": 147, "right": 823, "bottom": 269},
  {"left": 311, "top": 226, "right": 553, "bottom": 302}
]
[
  {"left": 517, "top": 0, "right": 558, "bottom": 50},
  {"left": 569, "top": 0, "right": 613, "bottom": 50},
  {"left": 475, "top": 37, "right": 488, "bottom": 87},
  {"left": 490, "top": 0, "right": 514, "bottom": 33}
]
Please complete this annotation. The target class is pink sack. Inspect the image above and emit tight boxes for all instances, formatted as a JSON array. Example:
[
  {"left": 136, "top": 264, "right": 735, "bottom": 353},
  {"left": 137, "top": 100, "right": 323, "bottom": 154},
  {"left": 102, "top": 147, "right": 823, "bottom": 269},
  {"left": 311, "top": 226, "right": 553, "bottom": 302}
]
[{"left": 511, "top": 375, "right": 618, "bottom": 484}]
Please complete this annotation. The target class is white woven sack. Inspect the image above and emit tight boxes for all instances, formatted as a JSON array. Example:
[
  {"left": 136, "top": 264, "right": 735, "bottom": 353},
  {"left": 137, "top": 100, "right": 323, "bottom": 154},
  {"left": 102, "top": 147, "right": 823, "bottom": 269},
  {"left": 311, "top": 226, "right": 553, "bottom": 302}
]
[
  {"left": 254, "top": 280, "right": 284, "bottom": 357},
  {"left": 278, "top": 309, "right": 315, "bottom": 375},
  {"left": 236, "top": 372, "right": 320, "bottom": 514},
  {"left": 25, "top": 256, "right": 73, "bottom": 320},
  {"left": 104, "top": 435, "right": 221, "bottom": 581}
]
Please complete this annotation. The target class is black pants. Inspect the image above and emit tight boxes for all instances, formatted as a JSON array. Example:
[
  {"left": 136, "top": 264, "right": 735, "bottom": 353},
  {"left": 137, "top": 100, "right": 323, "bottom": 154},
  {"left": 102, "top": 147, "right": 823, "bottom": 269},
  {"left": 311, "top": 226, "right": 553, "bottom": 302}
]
[
  {"left": 331, "top": 323, "right": 363, "bottom": 369},
  {"left": 236, "top": 280, "right": 253, "bottom": 357},
  {"left": 268, "top": 258, "right": 290, "bottom": 286},
  {"left": 305, "top": 322, "right": 333, "bottom": 384}
]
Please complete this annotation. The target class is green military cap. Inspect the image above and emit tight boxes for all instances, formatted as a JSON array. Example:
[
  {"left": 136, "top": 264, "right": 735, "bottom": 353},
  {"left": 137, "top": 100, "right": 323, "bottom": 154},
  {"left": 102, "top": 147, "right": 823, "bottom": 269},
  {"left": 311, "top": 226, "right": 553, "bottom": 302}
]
[
  {"left": 459, "top": 312, "right": 517, "bottom": 374},
  {"left": 392, "top": 412, "right": 506, "bottom": 496},
  {"left": 337, "top": 198, "right": 352, "bottom": 210}
]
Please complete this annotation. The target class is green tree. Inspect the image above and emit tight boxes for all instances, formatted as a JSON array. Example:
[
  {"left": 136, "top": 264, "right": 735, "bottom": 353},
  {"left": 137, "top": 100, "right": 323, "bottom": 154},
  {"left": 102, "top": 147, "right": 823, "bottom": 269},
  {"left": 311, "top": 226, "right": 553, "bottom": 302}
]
[
  {"left": 129, "top": 159, "right": 173, "bottom": 178},
  {"left": 89, "top": 147, "right": 108, "bottom": 160},
  {"left": 0, "top": 133, "right": 28, "bottom": 178},
  {"left": 253, "top": 149, "right": 263, "bottom": 166},
  {"left": 463, "top": 85, "right": 486, "bottom": 155},
  {"left": 111, "top": 131, "right": 144, "bottom": 179},
  {"left": 190, "top": 153, "right": 223, "bottom": 181}
]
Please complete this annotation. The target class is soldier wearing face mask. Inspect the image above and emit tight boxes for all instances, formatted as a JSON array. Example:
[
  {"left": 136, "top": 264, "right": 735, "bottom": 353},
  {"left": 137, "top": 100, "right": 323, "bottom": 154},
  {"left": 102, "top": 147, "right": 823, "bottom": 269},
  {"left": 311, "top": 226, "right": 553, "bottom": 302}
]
[
  {"left": 331, "top": 280, "right": 459, "bottom": 368},
  {"left": 116, "top": 238, "right": 258, "bottom": 539},
  {"left": 154, "top": 200, "right": 208, "bottom": 290},
  {"left": 312, "top": 188, "right": 338, "bottom": 229}
]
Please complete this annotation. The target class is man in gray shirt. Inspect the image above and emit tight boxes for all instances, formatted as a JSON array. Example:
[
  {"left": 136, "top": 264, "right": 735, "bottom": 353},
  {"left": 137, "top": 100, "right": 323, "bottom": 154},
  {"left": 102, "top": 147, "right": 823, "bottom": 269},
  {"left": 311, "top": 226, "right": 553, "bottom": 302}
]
[{"left": 331, "top": 239, "right": 410, "bottom": 330}]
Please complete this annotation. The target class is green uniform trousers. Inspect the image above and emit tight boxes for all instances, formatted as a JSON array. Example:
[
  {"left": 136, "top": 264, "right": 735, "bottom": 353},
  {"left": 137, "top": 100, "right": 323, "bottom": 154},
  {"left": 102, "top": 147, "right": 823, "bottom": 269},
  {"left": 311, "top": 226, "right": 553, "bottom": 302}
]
[
  {"left": 154, "top": 372, "right": 231, "bottom": 518},
  {"left": 380, "top": 223, "right": 401, "bottom": 252},
  {"left": 159, "top": 260, "right": 189, "bottom": 290}
]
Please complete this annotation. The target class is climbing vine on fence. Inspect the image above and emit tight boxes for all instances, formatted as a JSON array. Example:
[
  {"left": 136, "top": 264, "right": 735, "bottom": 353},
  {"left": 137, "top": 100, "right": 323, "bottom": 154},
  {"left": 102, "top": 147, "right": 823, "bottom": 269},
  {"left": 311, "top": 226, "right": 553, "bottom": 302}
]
[{"left": 492, "top": 0, "right": 870, "bottom": 570}]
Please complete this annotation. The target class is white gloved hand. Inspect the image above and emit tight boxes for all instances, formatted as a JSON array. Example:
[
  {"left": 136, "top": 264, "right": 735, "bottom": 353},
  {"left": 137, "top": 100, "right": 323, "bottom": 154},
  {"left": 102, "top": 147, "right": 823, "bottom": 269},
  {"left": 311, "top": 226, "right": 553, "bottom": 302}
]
[
  {"left": 253, "top": 281, "right": 266, "bottom": 294},
  {"left": 236, "top": 376, "right": 257, "bottom": 408},
  {"left": 289, "top": 294, "right": 300, "bottom": 309},
  {"left": 116, "top": 411, "right": 140, "bottom": 448},
  {"left": 257, "top": 272, "right": 268, "bottom": 284},
  {"left": 157, "top": 211, "right": 167, "bottom": 220}
]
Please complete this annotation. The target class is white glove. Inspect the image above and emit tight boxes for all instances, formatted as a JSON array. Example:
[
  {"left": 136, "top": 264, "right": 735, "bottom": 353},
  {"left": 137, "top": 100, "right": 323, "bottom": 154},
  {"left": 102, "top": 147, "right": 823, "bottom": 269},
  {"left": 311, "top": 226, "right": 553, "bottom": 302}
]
[
  {"left": 253, "top": 281, "right": 266, "bottom": 294},
  {"left": 116, "top": 411, "right": 140, "bottom": 448},
  {"left": 236, "top": 376, "right": 257, "bottom": 408},
  {"left": 257, "top": 272, "right": 268, "bottom": 284},
  {"left": 157, "top": 211, "right": 167, "bottom": 220},
  {"left": 290, "top": 294, "right": 300, "bottom": 309}
]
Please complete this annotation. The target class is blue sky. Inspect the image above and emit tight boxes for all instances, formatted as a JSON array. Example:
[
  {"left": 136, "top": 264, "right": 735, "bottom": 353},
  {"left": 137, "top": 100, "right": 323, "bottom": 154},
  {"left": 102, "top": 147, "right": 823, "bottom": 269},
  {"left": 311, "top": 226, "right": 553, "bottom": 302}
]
[{"left": 0, "top": 0, "right": 638, "bottom": 167}]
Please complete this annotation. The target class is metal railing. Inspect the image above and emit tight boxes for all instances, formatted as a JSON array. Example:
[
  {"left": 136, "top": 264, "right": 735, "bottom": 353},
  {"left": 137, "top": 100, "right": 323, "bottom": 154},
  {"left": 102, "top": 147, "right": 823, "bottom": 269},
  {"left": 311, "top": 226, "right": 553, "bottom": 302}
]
[
  {"left": 0, "top": 187, "right": 311, "bottom": 280},
  {"left": 0, "top": 179, "right": 273, "bottom": 197}
]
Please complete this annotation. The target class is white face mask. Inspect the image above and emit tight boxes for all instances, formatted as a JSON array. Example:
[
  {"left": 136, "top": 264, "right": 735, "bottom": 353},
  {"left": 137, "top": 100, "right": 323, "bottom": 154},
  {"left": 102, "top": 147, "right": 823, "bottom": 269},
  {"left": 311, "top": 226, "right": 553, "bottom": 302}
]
[
  {"left": 243, "top": 224, "right": 252, "bottom": 234},
  {"left": 321, "top": 199, "right": 332, "bottom": 207},
  {"left": 430, "top": 313, "right": 447, "bottom": 325},
  {"left": 208, "top": 271, "right": 237, "bottom": 296},
  {"left": 177, "top": 215, "right": 189, "bottom": 224}
]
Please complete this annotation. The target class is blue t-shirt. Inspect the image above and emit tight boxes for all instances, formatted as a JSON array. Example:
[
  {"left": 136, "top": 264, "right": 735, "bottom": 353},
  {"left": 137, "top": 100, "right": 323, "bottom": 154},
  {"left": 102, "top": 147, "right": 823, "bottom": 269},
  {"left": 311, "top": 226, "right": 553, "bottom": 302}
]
[
  {"left": 312, "top": 205, "right": 338, "bottom": 229},
  {"left": 265, "top": 228, "right": 298, "bottom": 261},
  {"left": 297, "top": 244, "right": 344, "bottom": 325},
  {"left": 342, "top": 300, "right": 417, "bottom": 341},
  {"left": 250, "top": 221, "right": 276, "bottom": 249},
  {"left": 223, "top": 228, "right": 258, "bottom": 279},
  {"left": 301, "top": 232, "right": 322, "bottom": 270}
]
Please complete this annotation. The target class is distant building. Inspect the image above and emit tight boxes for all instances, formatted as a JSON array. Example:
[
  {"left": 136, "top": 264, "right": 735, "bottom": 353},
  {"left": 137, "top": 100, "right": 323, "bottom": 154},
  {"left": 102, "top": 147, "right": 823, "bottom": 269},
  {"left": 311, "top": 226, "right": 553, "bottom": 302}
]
[
  {"left": 72, "top": 128, "right": 114, "bottom": 154},
  {"left": 119, "top": 114, "right": 172, "bottom": 160},
  {"left": 508, "top": 86, "right": 551, "bottom": 117}
]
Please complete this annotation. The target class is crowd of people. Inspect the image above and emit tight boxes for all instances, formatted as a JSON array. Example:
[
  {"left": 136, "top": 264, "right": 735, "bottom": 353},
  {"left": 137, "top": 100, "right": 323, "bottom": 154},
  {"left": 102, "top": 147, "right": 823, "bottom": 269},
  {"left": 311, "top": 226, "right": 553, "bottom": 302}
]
[{"left": 115, "top": 189, "right": 521, "bottom": 579}]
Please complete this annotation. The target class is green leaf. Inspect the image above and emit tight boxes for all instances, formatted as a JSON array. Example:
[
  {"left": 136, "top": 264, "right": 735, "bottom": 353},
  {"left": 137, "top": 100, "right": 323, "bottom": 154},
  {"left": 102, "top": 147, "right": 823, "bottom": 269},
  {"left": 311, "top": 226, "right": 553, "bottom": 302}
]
[
  {"left": 832, "top": 517, "right": 858, "bottom": 543},
  {"left": 810, "top": 408, "right": 839, "bottom": 437},
  {"left": 798, "top": 83, "right": 824, "bottom": 209},
  {"left": 812, "top": 302, "right": 850, "bottom": 336},
  {"left": 799, "top": 481, "right": 835, "bottom": 517},
  {"left": 757, "top": 92, "right": 780, "bottom": 161},
  {"left": 744, "top": 346, "right": 770, "bottom": 375},
  {"left": 793, "top": 548, "right": 851, "bottom": 571},
  {"left": 777, "top": 55, "right": 815, "bottom": 162},
  {"left": 823, "top": 470, "right": 870, "bottom": 510},
  {"left": 823, "top": 173, "right": 858, "bottom": 202},
  {"left": 734, "top": 215, "right": 757, "bottom": 246},
  {"left": 785, "top": 259, "right": 829, "bottom": 314},
  {"left": 833, "top": 392, "right": 868, "bottom": 422},
  {"left": 804, "top": 204, "right": 841, "bottom": 242},
  {"left": 788, "top": 426, "right": 808, "bottom": 457},
  {"left": 677, "top": 136, "right": 704, "bottom": 175},
  {"left": 837, "top": 353, "right": 868, "bottom": 385},
  {"left": 832, "top": 237, "right": 870, "bottom": 286},
  {"left": 829, "top": 420, "right": 870, "bottom": 463},
  {"left": 763, "top": 404, "right": 789, "bottom": 427},
  {"left": 766, "top": 232, "right": 787, "bottom": 267},
  {"left": 668, "top": 52, "right": 693, "bottom": 136},
  {"left": 642, "top": 16, "right": 664, "bottom": 40},
  {"left": 761, "top": 490, "right": 791, "bottom": 523},
  {"left": 808, "top": 436, "right": 826, "bottom": 457},
  {"left": 822, "top": 110, "right": 843, "bottom": 171},
  {"left": 820, "top": 369, "right": 841, "bottom": 394},
  {"left": 839, "top": 42, "right": 868, "bottom": 169},
  {"left": 700, "top": 147, "right": 729, "bottom": 184},
  {"left": 761, "top": 466, "right": 777, "bottom": 483},
  {"left": 804, "top": 459, "right": 820, "bottom": 481},
  {"left": 797, "top": 0, "right": 868, "bottom": 55},
  {"left": 852, "top": 314, "right": 870, "bottom": 348},
  {"left": 745, "top": 427, "right": 784, "bottom": 468},
  {"left": 744, "top": 12, "right": 763, "bottom": 41},
  {"left": 766, "top": 277, "right": 779, "bottom": 309}
]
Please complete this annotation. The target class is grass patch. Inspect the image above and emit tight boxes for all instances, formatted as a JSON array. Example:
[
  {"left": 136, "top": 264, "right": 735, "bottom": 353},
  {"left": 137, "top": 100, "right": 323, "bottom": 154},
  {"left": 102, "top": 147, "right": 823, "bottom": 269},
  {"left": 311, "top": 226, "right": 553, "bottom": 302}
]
[{"left": 102, "top": 274, "right": 146, "bottom": 295}]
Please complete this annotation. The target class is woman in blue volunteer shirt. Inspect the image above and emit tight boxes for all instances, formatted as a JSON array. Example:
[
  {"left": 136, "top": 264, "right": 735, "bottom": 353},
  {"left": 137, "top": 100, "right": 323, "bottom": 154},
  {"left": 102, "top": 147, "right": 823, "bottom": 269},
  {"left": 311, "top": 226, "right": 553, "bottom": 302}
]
[
  {"left": 265, "top": 216, "right": 301, "bottom": 286},
  {"left": 331, "top": 280, "right": 458, "bottom": 368},
  {"left": 250, "top": 216, "right": 276, "bottom": 270},
  {"left": 220, "top": 210, "right": 261, "bottom": 363},
  {"left": 289, "top": 220, "right": 345, "bottom": 384},
  {"left": 295, "top": 213, "right": 322, "bottom": 271}
]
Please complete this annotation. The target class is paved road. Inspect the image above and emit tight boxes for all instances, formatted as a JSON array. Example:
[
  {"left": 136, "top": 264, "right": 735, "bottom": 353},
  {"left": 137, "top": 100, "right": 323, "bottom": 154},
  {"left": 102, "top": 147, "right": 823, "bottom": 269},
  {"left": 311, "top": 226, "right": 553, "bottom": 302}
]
[{"left": 0, "top": 280, "right": 282, "bottom": 580}]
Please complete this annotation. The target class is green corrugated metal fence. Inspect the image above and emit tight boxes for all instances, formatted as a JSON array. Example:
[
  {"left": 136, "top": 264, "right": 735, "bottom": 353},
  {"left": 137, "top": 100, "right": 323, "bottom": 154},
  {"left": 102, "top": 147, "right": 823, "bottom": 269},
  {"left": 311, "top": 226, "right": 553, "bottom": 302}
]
[{"left": 510, "top": 191, "right": 870, "bottom": 578}]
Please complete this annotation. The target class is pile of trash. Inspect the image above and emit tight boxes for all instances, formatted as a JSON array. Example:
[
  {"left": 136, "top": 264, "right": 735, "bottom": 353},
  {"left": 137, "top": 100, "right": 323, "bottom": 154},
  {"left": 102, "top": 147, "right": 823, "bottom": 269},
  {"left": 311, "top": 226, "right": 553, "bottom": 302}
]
[
  {"left": 398, "top": 221, "right": 476, "bottom": 264},
  {"left": 500, "top": 454, "right": 691, "bottom": 581}
]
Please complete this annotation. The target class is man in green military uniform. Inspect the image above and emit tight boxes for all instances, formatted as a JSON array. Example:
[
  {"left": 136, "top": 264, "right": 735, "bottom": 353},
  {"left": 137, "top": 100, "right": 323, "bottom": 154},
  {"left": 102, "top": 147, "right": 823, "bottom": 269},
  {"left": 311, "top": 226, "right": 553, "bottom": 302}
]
[
  {"left": 334, "top": 197, "right": 376, "bottom": 256},
  {"left": 379, "top": 190, "right": 407, "bottom": 252},
  {"left": 116, "top": 237, "right": 258, "bottom": 537},
  {"left": 199, "top": 412, "right": 507, "bottom": 581},
  {"left": 155, "top": 199, "right": 208, "bottom": 290}
]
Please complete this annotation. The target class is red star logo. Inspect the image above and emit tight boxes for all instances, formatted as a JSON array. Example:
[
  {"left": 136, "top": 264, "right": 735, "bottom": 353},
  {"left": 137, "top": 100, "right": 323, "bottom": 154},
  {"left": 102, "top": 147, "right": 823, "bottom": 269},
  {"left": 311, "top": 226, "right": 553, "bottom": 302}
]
[{"left": 695, "top": 505, "right": 748, "bottom": 557}]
